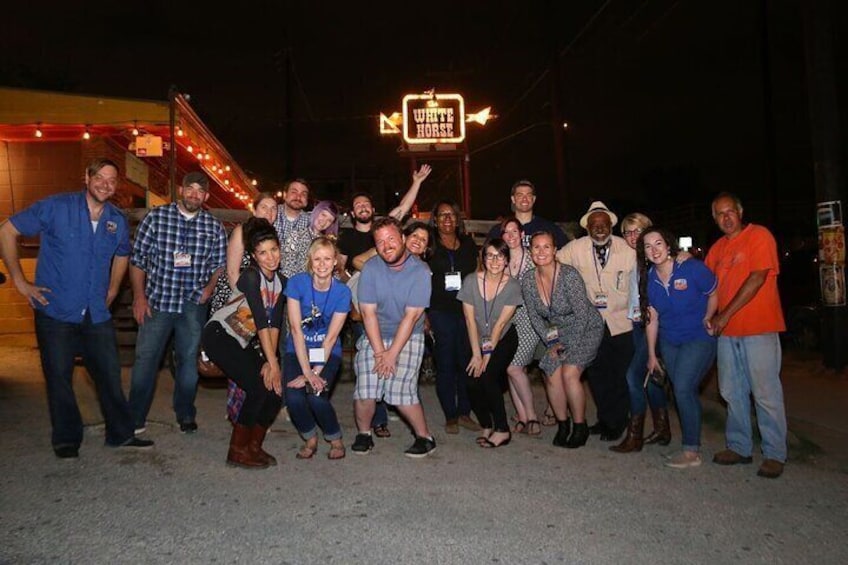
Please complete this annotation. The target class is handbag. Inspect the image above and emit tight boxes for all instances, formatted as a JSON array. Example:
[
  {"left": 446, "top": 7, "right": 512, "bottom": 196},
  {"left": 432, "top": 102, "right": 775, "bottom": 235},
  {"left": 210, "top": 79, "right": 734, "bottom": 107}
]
[
  {"left": 197, "top": 349, "right": 224, "bottom": 378},
  {"left": 644, "top": 358, "right": 668, "bottom": 388},
  {"left": 208, "top": 290, "right": 257, "bottom": 349}
]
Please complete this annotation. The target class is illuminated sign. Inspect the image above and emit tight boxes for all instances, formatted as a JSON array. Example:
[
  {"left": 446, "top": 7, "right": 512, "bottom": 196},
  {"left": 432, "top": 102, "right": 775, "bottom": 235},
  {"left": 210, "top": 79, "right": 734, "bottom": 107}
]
[{"left": 402, "top": 93, "right": 466, "bottom": 144}]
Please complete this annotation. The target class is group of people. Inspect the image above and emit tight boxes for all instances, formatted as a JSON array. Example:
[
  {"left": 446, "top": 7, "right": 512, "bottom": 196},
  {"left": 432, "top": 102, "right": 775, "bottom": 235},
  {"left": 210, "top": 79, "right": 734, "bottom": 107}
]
[{"left": 0, "top": 157, "right": 789, "bottom": 479}]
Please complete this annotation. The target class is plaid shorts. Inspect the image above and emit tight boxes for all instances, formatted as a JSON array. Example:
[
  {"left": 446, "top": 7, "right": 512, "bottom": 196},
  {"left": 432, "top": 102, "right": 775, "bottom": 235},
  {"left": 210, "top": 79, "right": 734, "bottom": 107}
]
[{"left": 353, "top": 333, "right": 425, "bottom": 406}]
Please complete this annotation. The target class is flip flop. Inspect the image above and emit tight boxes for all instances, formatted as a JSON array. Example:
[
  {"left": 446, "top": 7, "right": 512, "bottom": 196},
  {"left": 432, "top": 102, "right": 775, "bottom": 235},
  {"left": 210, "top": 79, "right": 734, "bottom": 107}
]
[
  {"left": 296, "top": 443, "right": 317, "bottom": 459},
  {"left": 541, "top": 409, "right": 557, "bottom": 427},
  {"left": 327, "top": 444, "right": 346, "bottom": 460},
  {"left": 373, "top": 424, "right": 391, "bottom": 438},
  {"left": 512, "top": 421, "right": 528, "bottom": 434},
  {"left": 526, "top": 420, "right": 542, "bottom": 437}
]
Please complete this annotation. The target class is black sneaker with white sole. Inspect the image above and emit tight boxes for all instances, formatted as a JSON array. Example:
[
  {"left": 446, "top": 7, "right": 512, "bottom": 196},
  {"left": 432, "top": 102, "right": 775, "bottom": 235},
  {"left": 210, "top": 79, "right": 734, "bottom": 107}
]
[
  {"left": 351, "top": 433, "right": 374, "bottom": 454},
  {"left": 404, "top": 436, "right": 436, "bottom": 458}
]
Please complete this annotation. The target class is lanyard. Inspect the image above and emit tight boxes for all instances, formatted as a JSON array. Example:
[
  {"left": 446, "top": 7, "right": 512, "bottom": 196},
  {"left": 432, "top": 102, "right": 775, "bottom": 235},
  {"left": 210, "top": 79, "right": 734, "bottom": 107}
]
[
  {"left": 309, "top": 277, "right": 332, "bottom": 328},
  {"left": 446, "top": 249, "right": 456, "bottom": 272},
  {"left": 482, "top": 272, "right": 505, "bottom": 332},
  {"left": 509, "top": 247, "right": 525, "bottom": 278},
  {"left": 261, "top": 272, "right": 276, "bottom": 321}
]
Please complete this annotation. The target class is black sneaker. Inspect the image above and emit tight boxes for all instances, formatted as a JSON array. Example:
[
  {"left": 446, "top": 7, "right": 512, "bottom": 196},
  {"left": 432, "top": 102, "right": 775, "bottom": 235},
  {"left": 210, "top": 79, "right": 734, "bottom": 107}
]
[
  {"left": 179, "top": 421, "right": 198, "bottom": 434},
  {"left": 120, "top": 437, "right": 154, "bottom": 450},
  {"left": 404, "top": 436, "right": 436, "bottom": 458},
  {"left": 53, "top": 445, "right": 79, "bottom": 459},
  {"left": 351, "top": 433, "right": 374, "bottom": 454}
]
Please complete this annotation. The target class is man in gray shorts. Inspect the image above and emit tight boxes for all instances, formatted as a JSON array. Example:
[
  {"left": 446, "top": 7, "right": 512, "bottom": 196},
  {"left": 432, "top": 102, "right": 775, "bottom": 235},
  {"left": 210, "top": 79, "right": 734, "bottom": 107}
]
[{"left": 352, "top": 217, "right": 436, "bottom": 458}]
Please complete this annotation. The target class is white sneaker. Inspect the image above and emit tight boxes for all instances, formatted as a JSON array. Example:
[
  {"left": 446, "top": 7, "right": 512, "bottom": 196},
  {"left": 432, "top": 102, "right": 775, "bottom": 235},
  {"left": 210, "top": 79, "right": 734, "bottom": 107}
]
[
  {"left": 134, "top": 425, "right": 147, "bottom": 435},
  {"left": 664, "top": 451, "right": 702, "bottom": 469}
]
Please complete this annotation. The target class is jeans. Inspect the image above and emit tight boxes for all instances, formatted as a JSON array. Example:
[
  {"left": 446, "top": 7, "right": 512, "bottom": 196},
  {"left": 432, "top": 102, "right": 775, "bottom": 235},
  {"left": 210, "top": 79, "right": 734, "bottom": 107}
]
[
  {"left": 717, "top": 333, "right": 787, "bottom": 462},
  {"left": 428, "top": 309, "right": 471, "bottom": 421},
  {"left": 284, "top": 353, "right": 343, "bottom": 440},
  {"left": 625, "top": 324, "right": 668, "bottom": 415},
  {"left": 202, "top": 323, "right": 282, "bottom": 427},
  {"left": 34, "top": 310, "right": 134, "bottom": 448},
  {"left": 351, "top": 321, "right": 388, "bottom": 428},
  {"left": 129, "top": 301, "right": 207, "bottom": 428},
  {"left": 661, "top": 338, "right": 716, "bottom": 452}
]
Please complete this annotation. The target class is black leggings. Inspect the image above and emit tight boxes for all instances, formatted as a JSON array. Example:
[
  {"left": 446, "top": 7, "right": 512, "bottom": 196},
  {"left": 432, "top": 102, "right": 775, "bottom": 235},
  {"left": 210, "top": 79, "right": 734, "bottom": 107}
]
[
  {"left": 466, "top": 326, "right": 518, "bottom": 432},
  {"left": 202, "top": 322, "right": 282, "bottom": 427}
]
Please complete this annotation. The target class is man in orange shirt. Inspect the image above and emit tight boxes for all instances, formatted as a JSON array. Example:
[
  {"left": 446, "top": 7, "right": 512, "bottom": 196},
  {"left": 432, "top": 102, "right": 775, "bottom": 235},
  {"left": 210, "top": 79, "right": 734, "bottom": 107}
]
[{"left": 705, "top": 192, "right": 787, "bottom": 479}]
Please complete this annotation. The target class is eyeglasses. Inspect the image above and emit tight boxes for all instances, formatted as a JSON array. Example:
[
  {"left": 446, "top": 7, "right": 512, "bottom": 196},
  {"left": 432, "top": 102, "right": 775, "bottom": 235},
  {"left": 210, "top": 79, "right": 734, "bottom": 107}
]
[
  {"left": 484, "top": 253, "right": 505, "bottom": 261},
  {"left": 623, "top": 228, "right": 643, "bottom": 237}
]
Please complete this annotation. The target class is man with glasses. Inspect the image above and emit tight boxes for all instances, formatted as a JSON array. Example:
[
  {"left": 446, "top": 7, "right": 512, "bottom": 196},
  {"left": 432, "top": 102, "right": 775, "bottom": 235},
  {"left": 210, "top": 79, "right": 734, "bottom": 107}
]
[
  {"left": 129, "top": 171, "right": 227, "bottom": 435},
  {"left": 488, "top": 179, "right": 568, "bottom": 249},
  {"left": 0, "top": 158, "right": 153, "bottom": 457},
  {"left": 556, "top": 201, "right": 635, "bottom": 442}
]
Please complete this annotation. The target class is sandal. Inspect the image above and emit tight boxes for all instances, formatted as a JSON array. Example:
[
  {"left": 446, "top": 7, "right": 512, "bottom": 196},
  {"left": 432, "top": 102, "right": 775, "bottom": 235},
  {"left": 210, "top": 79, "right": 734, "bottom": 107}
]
[
  {"left": 526, "top": 420, "right": 542, "bottom": 437},
  {"left": 373, "top": 424, "right": 391, "bottom": 438},
  {"left": 296, "top": 438, "right": 318, "bottom": 460},
  {"left": 327, "top": 442, "right": 346, "bottom": 460},
  {"left": 541, "top": 408, "right": 556, "bottom": 427},
  {"left": 512, "top": 421, "right": 528, "bottom": 434}
]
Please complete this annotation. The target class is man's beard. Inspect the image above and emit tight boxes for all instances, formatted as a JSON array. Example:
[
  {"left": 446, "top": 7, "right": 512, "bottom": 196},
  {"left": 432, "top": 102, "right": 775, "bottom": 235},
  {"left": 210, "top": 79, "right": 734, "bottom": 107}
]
[{"left": 353, "top": 212, "right": 373, "bottom": 225}]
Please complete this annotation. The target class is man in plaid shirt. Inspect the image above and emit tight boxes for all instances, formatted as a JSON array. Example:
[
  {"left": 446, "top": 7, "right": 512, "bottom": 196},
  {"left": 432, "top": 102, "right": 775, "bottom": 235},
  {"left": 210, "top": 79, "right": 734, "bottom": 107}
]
[
  {"left": 128, "top": 171, "right": 227, "bottom": 434},
  {"left": 273, "top": 178, "right": 311, "bottom": 251}
]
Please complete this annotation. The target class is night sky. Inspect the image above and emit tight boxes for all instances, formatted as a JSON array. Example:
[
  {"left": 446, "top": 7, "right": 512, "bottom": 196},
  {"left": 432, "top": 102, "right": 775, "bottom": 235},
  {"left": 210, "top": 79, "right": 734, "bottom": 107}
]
[{"left": 3, "top": 0, "right": 847, "bottom": 238}]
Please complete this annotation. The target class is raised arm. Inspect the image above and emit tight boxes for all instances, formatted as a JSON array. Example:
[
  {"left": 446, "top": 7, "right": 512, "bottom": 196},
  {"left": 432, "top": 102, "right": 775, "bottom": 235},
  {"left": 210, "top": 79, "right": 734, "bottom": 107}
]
[{"left": 387, "top": 164, "right": 432, "bottom": 221}]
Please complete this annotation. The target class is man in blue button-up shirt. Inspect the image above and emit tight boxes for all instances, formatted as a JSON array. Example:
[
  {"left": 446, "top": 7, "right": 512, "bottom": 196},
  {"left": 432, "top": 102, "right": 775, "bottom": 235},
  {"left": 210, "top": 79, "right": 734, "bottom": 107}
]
[
  {"left": 0, "top": 158, "right": 153, "bottom": 458},
  {"left": 128, "top": 171, "right": 226, "bottom": 434}
]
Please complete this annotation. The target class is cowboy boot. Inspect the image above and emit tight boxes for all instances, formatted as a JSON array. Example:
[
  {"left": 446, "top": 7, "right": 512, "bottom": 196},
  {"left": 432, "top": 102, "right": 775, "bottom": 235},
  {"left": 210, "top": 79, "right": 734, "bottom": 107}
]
[
  {"left": 552, "top": 418, "right": 572, "bottom": 448},
  {"left": 227, "top": 423, "right": 269, "bottom": 469},
  {"left": 609, "top": 414, "right": 645, "bottom": 453},
  {"left": 249, "top": 425, "right": 277, "bottom": 466},
  {"left": 644, "top": 408, "right": 672, "bottom": 446}
]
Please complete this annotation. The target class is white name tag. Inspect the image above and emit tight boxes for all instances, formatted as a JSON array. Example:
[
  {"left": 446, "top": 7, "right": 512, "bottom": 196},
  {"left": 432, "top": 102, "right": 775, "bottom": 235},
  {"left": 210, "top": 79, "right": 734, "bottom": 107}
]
[
  {"left": 445, "top": 272, "right": 462, "bottom": 291},
  {"left": 309, "top": 347, "right": 326, "bottom": 363},
  {"left": 174, "top": 251, "right": 192, "bottom": 268}
]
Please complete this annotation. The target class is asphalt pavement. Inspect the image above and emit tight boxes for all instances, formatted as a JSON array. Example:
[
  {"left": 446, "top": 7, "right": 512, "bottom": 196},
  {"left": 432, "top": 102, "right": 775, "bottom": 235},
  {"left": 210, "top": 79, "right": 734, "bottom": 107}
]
[{"left": 1, "top": 341, "right": 847, "bottom": 564}]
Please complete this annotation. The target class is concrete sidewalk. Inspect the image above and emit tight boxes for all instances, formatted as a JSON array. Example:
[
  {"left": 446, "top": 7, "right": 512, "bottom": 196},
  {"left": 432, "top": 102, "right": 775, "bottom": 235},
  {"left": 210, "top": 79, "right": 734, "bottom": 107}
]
[{"left": 1, "top": 342, "right": 847, "bottom": 564}]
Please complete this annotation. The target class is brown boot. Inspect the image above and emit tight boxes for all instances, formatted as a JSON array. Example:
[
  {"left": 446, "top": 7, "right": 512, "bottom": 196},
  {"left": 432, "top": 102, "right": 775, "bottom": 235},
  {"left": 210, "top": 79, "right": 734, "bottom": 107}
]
[
  {"left": 609, "top": 414, "right": 645, "bottom": 453},
  {"left": 227, "top": 423, "right": 269, "bottom": 469},
  {"left": 644, "top": 408, "right": 672, "bottom": 446},
  {"left": 249, "top": 425, "right": 277, "bottom": 466}
]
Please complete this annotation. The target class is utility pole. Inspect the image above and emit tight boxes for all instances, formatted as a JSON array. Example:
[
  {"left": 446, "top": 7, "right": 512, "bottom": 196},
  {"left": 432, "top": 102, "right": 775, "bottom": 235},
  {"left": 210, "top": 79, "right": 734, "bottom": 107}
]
[{"left": 802, "top": 0, "right": 847, "bottom": 371}]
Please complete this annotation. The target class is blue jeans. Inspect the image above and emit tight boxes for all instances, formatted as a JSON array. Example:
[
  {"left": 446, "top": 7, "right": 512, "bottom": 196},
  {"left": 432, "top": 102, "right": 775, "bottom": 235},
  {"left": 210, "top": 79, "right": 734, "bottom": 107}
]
[
  {"left": 661, "top": 338, "right": 716, "bottom": 452},
  {"left": 284, "top": 353, "right": 342, "bottom": 440},
  {"left": 351, "top": 321, "right": 388, "bottom": 428},
  {"left": 717, "top": 333, "right": 787, "bottom": 462},
  {"left": 129, "top": 301, "right": 207, "bottom": 428},
  {"left": 428, "top": 309, "right": 471, "bottom": 422},
  {"left": 625, "top": 324, "right": 668, "bottom": 415},
  {"left": 34, "top": 311, "right": 134, "bottom": 448}
]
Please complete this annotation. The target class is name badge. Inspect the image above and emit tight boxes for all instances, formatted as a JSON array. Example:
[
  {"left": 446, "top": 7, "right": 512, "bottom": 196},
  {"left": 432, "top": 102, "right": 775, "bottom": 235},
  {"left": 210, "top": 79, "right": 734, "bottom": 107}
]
[
  {"left": 174, "top": 251, "right": 192, "bottom": 268},
  {"left": 673, "top": 278, "right": 688, "bottom": 291},
  {"left": 106, "top": 221, "right": 118, "bottom": 234},
  {"left": 545, "top": 326, "right": 559, "bottom": 347},
  {"left": 630, "top": 306, "right": 642, "bottom": 322},
  {"left": 309, "top": 348, "right": 326, "bottom": 363},
  {"left": 445, "top": 271, "right": 462, "bottom": 291},
  {"left": 593, "top": 292, "right": 608, "bottom": 309},
  {"left": 481, "top": 336, "right": 494, "bottom": 354}
]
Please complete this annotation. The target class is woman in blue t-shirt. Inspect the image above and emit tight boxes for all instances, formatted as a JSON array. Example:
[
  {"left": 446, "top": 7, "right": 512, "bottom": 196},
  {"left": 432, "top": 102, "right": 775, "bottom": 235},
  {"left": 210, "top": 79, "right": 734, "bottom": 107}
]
[
  {"left": 285, "top": 237, "right": 351, "bottom": 460},
  {"left": 639, "top": 227, "right": 717, "bottom": 469}
]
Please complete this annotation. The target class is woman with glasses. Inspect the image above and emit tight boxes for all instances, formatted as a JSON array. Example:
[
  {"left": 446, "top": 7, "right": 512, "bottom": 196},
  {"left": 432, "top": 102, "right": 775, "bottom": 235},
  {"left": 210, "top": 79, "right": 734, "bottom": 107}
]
[
  {"left": 610, "top": 213, "right": 672, "bottom": 453},
  {"left": 428, "top": 200, "right": 481, "bottom": 435},
  {"left": 457, "top": 238, "right": 523, "bottom": 448},
  {"left": 284, "top": 237, "right": 351, "bottom": 460},
  {"left": 500, "top": 217, "right": 543, "bottom": 437},
  {"left": 521, "top": 231, "right": 604, "bottom": 448}
]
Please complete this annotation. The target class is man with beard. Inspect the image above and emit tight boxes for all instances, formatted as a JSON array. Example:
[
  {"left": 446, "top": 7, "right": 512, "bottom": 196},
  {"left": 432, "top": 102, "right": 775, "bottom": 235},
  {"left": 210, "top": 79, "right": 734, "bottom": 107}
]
[
  {"left": 351, "top": 217, "right": 436, "bottom": 457},
  {"left": 556, "top": 201, "right": 635, "bottom": 441},
  {"left": 273, "top": 178, "right": 312, "bottom": 251},
  {"left": 336, "top": 165, "right": 431, "bottom": 438},
  {"left": 337, "top": 164, "right": 432, "bottom": 279},
  {"left": 128, "top": 171, "right": 227, "bottom": 434},
  {"left": 0, "top": 158, "right": 153, "bottom": 457}
]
